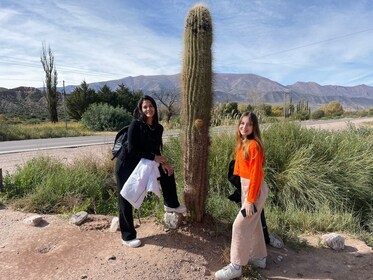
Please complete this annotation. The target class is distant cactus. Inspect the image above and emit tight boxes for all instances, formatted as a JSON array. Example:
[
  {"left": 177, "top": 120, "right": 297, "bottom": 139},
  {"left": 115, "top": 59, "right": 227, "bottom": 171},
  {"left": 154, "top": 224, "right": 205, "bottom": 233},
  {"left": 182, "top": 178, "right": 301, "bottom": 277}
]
[{"left": 180, "top": 4, "right": 213, "bottom": 222}]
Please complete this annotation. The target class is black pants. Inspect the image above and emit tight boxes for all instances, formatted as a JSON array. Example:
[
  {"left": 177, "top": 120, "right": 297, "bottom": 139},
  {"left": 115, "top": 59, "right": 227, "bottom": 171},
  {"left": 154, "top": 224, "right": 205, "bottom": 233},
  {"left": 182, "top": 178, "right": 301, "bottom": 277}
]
[{"left": 116, "top": 164, "right": 180, "bottom": 241}]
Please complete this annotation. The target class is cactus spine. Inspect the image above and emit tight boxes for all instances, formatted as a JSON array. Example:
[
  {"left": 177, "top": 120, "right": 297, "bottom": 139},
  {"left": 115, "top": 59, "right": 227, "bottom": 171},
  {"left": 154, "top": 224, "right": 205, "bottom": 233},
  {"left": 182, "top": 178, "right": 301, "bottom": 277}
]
[{"left": 181, "top": 4, "right": 213, "bottom": 222}]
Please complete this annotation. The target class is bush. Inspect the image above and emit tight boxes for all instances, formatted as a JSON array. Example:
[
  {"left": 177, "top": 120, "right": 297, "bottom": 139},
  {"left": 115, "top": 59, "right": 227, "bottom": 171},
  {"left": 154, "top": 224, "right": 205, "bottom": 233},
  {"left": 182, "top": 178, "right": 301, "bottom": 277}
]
[
  {"left": 311, "top": 109, "right": 325, "bottom": 120},
  {"left": 81, "top": 103, "right": 132, "bottom": 131},
  {"left": 2, "top": 156, "right": 116, "bottom": 214}
]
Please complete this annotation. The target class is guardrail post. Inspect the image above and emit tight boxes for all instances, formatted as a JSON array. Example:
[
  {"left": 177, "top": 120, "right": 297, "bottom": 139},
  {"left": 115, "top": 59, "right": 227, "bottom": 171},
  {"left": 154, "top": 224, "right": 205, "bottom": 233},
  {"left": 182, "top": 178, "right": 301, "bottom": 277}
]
[{"left": 0, "top": 168, "right": 2, "bottom": 191}]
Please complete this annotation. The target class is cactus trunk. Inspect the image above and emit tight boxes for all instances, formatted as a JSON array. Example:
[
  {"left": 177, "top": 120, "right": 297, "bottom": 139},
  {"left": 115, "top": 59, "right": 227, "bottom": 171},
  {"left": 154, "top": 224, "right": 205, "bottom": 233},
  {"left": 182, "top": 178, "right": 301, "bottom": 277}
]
[{"left": 181, "top": 4, "right": 213, "bottom": 222}]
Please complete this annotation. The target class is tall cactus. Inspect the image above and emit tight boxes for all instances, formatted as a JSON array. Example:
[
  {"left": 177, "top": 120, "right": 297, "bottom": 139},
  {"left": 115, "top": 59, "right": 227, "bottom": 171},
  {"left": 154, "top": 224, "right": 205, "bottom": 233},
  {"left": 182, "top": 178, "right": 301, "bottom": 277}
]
[{"left": 181, "top": 4, "right": 213, "bottom": 222}]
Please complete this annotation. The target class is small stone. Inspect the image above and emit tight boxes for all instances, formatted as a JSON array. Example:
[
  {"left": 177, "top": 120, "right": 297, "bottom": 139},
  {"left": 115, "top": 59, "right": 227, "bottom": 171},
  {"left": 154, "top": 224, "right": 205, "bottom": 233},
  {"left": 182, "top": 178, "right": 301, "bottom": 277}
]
[
  {"left": 107, "top": 255, "right": 116, "bottom": 261},
  {"left": 164, "top": 212, "right": 183, "bottom": 229},
  {"left": 69, "top": 211, "right": 88, "bottom": 225},
  {"left": 322, "top": 233, "right": 345, "bottom": 250},
  {"left": 269, "top": 233, "right": 284, "bottom": 248},
  {"left": 109, "top": 217, "right": 119, "bottom": 232},
  {"left": 23, "top": 215, "right": 43, "bottom": 226},
  {"left": 352, "top": 251, "right": 362, "bottom": 257},
  {"left": 81, "top": 274, "right": 88, "bottom": 279}
]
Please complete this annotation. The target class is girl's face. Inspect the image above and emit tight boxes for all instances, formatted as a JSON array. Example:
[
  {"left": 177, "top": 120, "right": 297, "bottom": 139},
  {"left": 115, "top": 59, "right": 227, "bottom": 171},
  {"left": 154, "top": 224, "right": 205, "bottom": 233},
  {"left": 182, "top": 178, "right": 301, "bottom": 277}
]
[
  {"left": 141, "top": 99, "right": 155, "bottom": 120},
  {"left": 239, "top": 116, "right": 253, "bottom": 138}
]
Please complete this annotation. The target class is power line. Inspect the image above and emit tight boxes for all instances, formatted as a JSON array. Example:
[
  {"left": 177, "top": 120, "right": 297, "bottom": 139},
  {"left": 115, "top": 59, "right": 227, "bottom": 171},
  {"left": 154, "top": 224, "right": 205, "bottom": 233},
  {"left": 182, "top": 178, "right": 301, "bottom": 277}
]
[
  {"left": 248, "top": 27, "right": 373, "bottom": 61},
  {"left": 0, "top": 56, "right": 121, "bottom": 78}
]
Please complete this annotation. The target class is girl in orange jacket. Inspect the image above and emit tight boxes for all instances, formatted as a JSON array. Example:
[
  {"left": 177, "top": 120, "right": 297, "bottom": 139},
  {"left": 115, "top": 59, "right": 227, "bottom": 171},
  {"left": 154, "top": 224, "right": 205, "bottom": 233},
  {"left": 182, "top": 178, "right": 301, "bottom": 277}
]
[{"left": 215, "top": 112, "right": 268, "bottom": 280}]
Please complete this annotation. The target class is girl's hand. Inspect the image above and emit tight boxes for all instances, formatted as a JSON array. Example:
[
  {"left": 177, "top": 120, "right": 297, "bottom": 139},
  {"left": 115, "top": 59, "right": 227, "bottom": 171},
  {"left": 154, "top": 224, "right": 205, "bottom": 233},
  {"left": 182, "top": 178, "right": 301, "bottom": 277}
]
[
  {"left": 154, "top": 155, "right": 168, "bottom": 165},
  {"left": 161, "top": 163, "right": 174, "bottom": 176},
  {"left": 242, "top": 201, "right": 255, "bottom": 217}
]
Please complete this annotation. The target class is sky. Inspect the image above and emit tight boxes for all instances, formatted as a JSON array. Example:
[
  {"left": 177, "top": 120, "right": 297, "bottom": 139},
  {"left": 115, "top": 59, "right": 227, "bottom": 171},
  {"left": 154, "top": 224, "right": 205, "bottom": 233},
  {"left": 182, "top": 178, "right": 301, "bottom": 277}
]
[{"left": 1, "top": 0, "right": 373, "bottom": 89}]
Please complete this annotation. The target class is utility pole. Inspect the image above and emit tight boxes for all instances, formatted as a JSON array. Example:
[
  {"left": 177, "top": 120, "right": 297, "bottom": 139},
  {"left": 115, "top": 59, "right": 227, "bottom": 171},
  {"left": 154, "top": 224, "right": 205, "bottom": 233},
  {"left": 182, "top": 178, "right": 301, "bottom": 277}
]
[{"left": 63, "top": 80, "right": 67, "bottom": 128}]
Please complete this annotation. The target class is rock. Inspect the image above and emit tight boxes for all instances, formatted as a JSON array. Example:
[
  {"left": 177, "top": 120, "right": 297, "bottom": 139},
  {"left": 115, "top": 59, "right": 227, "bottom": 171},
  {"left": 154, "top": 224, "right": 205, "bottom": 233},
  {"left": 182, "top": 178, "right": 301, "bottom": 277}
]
[
  {"left": 163, "top": 212, "right": 183, "bottom": 229},
  {"left": 23, "top": 215, "right": 43, "bottom": 226},
  {"left": 352, "top": 251, "right": 362, "bottom": 257},
  {"left": 109, "top": 217, "right": 119, "bottom": 232},
  {"left": 322, "top": 233, "right": 345, "bottom": 250},
  {"left": 69, "top": 211, "right": 88, "bottom": 225},
  {"left": 107, "top": 255, "right": 116, "bottom": 261},
  {"left": 269, "top": 233, "right": 284, "bottom": 248}
]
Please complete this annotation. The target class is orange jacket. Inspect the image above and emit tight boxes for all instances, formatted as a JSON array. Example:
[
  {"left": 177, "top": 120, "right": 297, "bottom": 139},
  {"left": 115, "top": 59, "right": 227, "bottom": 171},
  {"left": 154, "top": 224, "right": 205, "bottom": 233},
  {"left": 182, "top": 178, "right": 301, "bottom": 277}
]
[{"left": 233, "top": 140, "right": 264, "bottom": 203}]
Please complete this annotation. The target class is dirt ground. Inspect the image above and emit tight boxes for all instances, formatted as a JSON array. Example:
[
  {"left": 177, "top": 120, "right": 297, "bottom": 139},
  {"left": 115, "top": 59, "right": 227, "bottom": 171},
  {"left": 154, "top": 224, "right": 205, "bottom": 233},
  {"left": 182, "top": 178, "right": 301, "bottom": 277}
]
[
  {"left": 0, "top": 207, "right": 372, "bottom": 280},
  {"left": 0, "top": 117, "right": 373, "bottom": 280}
]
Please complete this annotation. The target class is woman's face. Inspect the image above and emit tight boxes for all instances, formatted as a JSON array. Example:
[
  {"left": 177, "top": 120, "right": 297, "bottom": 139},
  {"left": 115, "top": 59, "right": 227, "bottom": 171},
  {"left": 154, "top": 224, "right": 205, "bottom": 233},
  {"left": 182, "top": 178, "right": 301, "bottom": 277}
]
[
  {"left": 141, "top": 99, "right": 155, "bottom": 120},
  {"left": 239, "top": 116, "right": 253, "bottom": 138}
]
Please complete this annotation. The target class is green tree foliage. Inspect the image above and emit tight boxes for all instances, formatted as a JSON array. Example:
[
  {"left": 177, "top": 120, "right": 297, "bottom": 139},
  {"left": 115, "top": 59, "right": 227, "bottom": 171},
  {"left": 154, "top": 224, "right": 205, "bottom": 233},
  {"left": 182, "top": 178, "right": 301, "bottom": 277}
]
[
  {"left": 224, "top": 102, "right": 240, "bottom": 118},
  {"left": 116, "top": 84, "right": 143, "bottom": 114},
  {"left": 97, "top": 85, "right": 117, "bottom": 106},
  {"left": 256, "top": 103, "right": 272, "bottom": 116},
  {"left": 311, "top": 109, "right": 325, "bottom": 120},
  {"left": 40, "top": 42, "right": 58, "bottom": 123},
  {"left": 320, "top": 101, "right": 344, "bottom": 116},
  {"left": 66, "top": 81, "right": 97, "bottom": 120},
  {"left": 81, "top": 103, "right": 132, "bottom": 131}
]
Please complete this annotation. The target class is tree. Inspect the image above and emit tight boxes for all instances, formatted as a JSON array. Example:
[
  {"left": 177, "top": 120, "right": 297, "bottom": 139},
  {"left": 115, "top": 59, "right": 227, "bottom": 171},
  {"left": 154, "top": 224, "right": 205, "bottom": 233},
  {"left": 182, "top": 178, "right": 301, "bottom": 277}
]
[
  {"left": 40, "top": 42, "right": 58, "bottom": 123},
  {"left": 66, "top": 81, "right": 97, "bottom": 120},
  {"left": 116, "top": 84, "right": 142, "bottom": 114},
  {"left": 224, "top": 102, "right": 240, "bottom": 118},
  {"left": 97, "top": 85, "right": 116, "bottom": 106},
  {"left": 320, "top": 101, "right": 344, "bottom": 116},
  {"left": 153, "top": 87, "right": 178, "bottom": 123}
]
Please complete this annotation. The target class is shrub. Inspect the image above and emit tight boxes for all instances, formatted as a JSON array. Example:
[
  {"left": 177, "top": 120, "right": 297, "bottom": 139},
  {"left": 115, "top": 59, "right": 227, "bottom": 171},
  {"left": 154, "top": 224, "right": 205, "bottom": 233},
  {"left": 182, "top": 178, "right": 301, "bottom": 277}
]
[
  {"left": 81, "top": 103, "right": 132, "bottom": 131},
  {"left": 311, "top": 109, "right": 325, "bottom": 119},
  {"left": 2, "top": 156, "right": 116, "bottom": 214}
]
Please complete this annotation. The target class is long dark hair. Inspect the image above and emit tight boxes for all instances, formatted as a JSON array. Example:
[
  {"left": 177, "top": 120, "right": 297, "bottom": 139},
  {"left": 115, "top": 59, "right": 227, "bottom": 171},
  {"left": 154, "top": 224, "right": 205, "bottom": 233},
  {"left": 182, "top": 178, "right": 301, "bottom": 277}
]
[{"left": 133, "top": 95, "right": 159, "bottom": 126}]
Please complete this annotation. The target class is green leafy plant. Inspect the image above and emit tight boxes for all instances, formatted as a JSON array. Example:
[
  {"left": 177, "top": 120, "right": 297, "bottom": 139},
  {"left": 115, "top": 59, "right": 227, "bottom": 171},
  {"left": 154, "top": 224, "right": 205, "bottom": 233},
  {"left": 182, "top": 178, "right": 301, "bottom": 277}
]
[{"left": 81, "top": 103, "right": 132, "bottom": 131}]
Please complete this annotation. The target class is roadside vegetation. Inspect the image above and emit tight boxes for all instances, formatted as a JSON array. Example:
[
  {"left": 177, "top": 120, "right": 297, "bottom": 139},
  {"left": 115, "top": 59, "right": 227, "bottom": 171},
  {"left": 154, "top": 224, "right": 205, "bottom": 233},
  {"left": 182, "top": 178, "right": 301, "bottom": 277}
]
[
  {"left": 0, "top": 120, "right": 94, "bottom": 141},
  {"left": 1, "top": 83, "right": 373, "bottom": 248},
  {"left": 1, "top": 120, "right": 372, "bottom": 247}
]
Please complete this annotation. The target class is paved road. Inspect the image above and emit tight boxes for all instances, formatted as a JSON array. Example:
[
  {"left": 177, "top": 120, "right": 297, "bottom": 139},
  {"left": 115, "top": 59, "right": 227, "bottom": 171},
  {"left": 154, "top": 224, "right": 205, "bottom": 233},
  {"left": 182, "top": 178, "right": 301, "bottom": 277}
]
[
  {"left": 0, "top": 127, "right": 221, "bottom": 155},
  {"left": 0, "top": 135, "right": 115, "bottom": 155}
]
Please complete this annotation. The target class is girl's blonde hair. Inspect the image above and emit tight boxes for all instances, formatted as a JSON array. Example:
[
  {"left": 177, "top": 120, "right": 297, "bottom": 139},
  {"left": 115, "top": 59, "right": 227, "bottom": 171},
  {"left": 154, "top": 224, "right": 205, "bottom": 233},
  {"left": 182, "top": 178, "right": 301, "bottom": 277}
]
[{"left": 234, "top": 112, "right": 265, "bottom": 162}]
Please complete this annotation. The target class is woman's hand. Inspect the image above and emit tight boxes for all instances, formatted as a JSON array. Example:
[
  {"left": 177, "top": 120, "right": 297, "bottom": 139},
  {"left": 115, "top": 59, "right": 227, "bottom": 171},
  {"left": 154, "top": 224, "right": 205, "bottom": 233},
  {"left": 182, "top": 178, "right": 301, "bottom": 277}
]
[
  {"left": 242, "top": 201, "right": 255, "bottom": 217},
  {"left": 154, "top": 155, "right": 168, "bottom": 165},
  {"left": 161, "top": 163, "right": 174, "bottom": 176}
]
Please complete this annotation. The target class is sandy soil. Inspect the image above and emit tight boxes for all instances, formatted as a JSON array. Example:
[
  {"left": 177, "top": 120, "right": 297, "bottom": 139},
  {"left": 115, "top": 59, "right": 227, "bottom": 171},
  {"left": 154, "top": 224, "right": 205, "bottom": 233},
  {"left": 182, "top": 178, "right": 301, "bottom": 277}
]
[
  {"left": 0, "top": 117, "right": 373, "bottom": 279},
  {"left": 0, "top": 207, "right": 372, "bottom": 280}
]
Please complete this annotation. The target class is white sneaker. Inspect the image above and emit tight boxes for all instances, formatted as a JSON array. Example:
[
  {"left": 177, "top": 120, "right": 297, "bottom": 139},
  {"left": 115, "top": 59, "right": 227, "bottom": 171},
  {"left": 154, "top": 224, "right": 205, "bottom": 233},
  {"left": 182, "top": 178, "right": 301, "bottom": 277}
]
[
  {"left": 215, "top": 264, "right": 242, "bottom": 280},
  {"left": 122, "top": 238, "right": 141, "bottom": 248},
  {"left": 164, "top": 204, "right": 187, "bottom": 213},
  {"left": 249, "top": 257, "right": 266, "bottom": 269}
]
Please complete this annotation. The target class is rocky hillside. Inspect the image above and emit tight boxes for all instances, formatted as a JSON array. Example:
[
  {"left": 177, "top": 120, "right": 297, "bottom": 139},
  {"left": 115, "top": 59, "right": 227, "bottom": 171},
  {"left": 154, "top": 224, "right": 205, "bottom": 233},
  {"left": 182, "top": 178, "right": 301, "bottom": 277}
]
[
  {"left": 2, "top": 74, "right": 373, "bottom": 116},
  {"left": 78, "top": 73, "right": 373, "bottom": 110},
  {"left": 0, "top": 87, "right": 48, "bottom": 117}
]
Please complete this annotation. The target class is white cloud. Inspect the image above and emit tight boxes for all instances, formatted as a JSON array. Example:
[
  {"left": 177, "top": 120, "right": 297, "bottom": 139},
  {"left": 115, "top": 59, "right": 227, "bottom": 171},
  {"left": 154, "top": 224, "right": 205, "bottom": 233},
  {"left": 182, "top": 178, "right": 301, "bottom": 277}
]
[{"left": 1, "top": 0, "right": 373, "bottom": 88}]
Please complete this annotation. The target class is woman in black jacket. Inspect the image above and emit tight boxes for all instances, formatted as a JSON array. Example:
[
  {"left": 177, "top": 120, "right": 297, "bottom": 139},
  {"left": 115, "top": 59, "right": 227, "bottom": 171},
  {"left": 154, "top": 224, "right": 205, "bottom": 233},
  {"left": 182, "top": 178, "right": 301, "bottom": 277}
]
[{"left": 115, "top": 95, "right": 186, "bottom": 248}]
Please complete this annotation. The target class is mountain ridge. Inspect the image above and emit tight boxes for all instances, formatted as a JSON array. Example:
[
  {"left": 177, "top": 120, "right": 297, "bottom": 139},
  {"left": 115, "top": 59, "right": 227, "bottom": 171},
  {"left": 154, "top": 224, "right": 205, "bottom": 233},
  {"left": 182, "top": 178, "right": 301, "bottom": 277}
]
[{"left": 1, "top": 73, "right": 373, "bottom": 117}]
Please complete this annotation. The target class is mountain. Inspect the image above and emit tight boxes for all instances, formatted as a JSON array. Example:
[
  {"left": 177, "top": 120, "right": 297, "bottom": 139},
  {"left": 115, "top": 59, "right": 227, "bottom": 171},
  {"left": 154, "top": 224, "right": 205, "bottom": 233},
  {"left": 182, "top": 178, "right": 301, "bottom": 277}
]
[
  {"left": 2, "top": 74, "right": 373, "bottom": 117},
  {"left": 72, "top": 73, "right": 373, "bottom": 110},
  {"left": 0, "top": 87, "right": 48, "bottom": 117}
]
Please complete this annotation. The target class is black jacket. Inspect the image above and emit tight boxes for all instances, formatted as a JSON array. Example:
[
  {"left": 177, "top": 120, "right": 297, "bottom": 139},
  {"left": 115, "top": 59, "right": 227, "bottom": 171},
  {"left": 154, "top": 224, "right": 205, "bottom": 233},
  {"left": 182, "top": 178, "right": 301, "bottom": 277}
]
[{"left": 115, "top": 119, "right": 163, "bottom": 187}]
